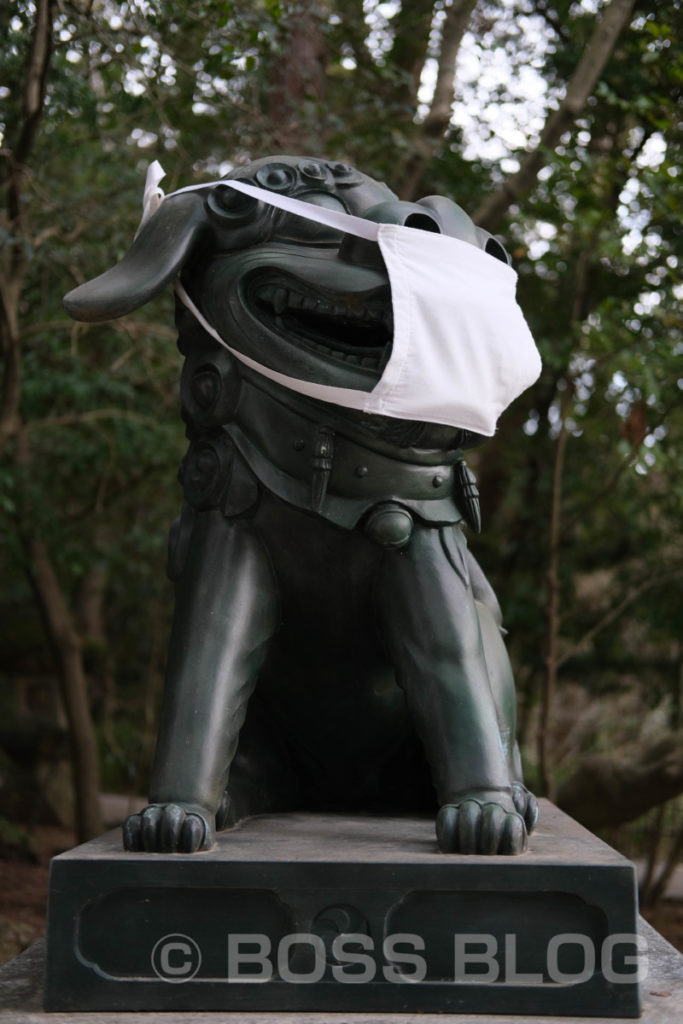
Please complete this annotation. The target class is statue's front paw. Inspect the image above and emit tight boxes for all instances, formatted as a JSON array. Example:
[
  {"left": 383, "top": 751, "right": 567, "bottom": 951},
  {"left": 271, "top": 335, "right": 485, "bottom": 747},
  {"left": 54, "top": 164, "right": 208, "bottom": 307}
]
[
  {"left": 436, "top": 791, "right": 528, "bottom": 855},
  {"left": 512, "top": 782, "right": 539, "bottom": 834},
  {"left": 123, "top": 803, "right": 215, "bottom": 853}
]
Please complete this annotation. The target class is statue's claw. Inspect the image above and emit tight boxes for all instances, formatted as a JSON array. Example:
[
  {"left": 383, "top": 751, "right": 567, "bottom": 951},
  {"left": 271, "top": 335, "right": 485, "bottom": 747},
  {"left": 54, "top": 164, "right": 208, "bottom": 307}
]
[
  {"left": 436, "top": 792, "right": 528, "bottom": 855},
  {"left": 123, "top": 803, "right": 215, "bottom": 853},
  {"left": 512, "top": 782, "right": 538, "bottom": 834}
]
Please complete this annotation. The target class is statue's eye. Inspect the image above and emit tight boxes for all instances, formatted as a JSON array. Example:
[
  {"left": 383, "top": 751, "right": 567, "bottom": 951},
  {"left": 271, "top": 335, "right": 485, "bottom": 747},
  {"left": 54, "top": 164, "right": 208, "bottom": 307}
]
[
  {"left": 485, "top": 237, "right": 511, "bottom": 264},
  {"left": 327, "top": 161, "right": 362, "bottom": 184},
  {"left": 255, "top": 162, "right": 297, "bottom": 192},
  {"left": 206, "top": 181, "right": 260, "bottom": 225},
  {"left": 298, "top": 160, "right": 329, "bottom": 183}
]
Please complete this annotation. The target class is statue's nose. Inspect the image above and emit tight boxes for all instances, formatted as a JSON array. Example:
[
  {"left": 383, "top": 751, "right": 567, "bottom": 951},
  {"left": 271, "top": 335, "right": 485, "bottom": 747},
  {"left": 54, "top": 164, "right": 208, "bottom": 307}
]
[
  {"left": 338, "top": 200, "right": 441, "bottom": 267},
  {"left": 365, "top": 200, "right": 442, "bottom": 232}
]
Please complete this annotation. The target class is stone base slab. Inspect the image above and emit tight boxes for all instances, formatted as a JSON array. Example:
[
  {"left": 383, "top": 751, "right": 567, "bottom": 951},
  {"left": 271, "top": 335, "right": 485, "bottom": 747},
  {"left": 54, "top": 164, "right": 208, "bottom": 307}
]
[{"left": 44, "top": 801, "right": 641, "bottom": 1016}]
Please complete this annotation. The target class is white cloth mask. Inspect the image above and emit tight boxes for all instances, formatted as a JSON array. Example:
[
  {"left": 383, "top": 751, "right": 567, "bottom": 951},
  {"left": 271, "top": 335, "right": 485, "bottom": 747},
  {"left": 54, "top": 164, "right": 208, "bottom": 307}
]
[{"left": 143, "top": 162, "right": 541, "bottom": 436}]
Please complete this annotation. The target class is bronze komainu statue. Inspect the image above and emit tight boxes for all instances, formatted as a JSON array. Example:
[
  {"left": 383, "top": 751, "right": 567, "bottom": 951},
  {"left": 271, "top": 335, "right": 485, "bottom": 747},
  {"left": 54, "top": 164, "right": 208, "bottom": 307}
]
[{"left": 65, "top": 156, "right": 540, "bottom": 855}]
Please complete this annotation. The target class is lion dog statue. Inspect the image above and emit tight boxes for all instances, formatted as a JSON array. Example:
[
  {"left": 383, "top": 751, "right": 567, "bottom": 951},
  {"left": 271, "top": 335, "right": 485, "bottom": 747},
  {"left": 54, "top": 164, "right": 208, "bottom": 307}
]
[{"left": 64, "top": 155, "right": 539, "bottom": 855}]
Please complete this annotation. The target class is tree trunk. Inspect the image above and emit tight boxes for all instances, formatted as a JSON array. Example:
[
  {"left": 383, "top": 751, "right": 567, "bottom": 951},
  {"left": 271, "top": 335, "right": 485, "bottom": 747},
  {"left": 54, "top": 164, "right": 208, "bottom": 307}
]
[
  {"left": 539, "top": 389, "right": 571, "bottom": 799},
  {"left": 268, "top": 0, "right": 328, "bottom": 152},
  {"left": 78, "top": 562, "right": 117, "bottom": 738},
  {"left": 386, "top": 0, "right": 439, "bottom": 106},
  {"left": 642, "top": 823, "right": 683, "bottom": 908},
  {"left": 0, "top": 277, "right": 23, "bottom": 458},
  {"left": 1, "top": 0, "right": 55, "bottom": 455},
  {"left": 556, "top": 730, "right": 683, "bottom": 829},
  {"left": 28, "top": 538, "right": 103, "bottom": 842},
  {"left": 397, "top": 0, "right": 478, "bottom": 200}
]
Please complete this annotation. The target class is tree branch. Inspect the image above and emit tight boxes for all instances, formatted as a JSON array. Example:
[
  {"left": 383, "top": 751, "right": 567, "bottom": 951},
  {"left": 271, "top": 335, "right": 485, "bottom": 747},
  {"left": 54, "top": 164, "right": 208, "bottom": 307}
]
[
  {"left": 473, "top": 0, "right": 636, "bottom": 231},
  {"left": 424, "top": 0, "right": 477, "bottom": 138},
  {"left": 397, "top": 0, "right": 478, "bottom": 199},
  {"left": 14, "top": 0, "right": 56, "bottom": 168},
  {"left": 334, "top": 0, "right": 377, "bottom": 74},
  {"left": 557, "top": 569, "right": 683, "bottom": 670},
  {"left": 557, "top": 730, "right": 683, "bottom": 829},
  {"left": 22, "top": 407, "right": 160, "bottom": 435},
  {"left": 563, "top": 410, "right": 675, "bottom": 535},
  {"left": 386, "top": 0, "right": 437, "bottom": 102}
]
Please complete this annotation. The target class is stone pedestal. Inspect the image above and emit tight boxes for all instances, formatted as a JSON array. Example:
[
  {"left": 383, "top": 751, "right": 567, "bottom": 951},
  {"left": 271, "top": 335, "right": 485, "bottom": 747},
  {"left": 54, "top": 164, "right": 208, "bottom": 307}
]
[{"left": 44, "top": 801, "right": 641, "bottom": 1016}]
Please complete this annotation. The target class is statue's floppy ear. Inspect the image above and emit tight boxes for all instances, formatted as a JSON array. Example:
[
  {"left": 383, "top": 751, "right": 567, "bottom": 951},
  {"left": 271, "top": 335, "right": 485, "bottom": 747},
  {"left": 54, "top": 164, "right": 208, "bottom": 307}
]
[{"left": 63, "top": 193, "right": 209, "bottom": 323}]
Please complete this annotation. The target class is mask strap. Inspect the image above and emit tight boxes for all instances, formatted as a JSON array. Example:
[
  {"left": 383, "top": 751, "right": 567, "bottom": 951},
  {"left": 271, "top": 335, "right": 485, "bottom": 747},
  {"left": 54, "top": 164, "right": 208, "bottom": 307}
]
[
  {"left": 216, "top": 179, "right": 381, "bottom": 242},
  {"left": 138, "top": 161, "right": 381, "bottom": 243},
  {"left": 174, "top": 279, "right": 234, "bottom": 356},
  {"left": 137, "top": 160, "right": 167, "bottom": 235}
]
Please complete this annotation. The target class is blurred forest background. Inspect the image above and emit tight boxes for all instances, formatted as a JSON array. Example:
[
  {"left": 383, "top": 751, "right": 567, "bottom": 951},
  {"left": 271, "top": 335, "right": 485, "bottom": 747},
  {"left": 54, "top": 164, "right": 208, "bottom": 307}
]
[{"left": 1, "top": 0, "right": 682, "bottom": 932}]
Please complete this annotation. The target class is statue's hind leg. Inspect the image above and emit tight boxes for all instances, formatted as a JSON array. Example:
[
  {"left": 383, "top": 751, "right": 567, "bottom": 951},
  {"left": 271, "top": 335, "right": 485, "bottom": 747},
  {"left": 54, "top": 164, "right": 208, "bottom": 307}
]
[{"left": 376, "top": 523, "right": 530, "bottom": 855}]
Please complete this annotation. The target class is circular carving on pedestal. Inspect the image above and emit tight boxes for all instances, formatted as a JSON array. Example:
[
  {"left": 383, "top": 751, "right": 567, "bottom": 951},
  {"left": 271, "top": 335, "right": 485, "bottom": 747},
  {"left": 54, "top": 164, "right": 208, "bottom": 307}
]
[{"left": 311, "top": 904, "right": 370, "bottom": 965}]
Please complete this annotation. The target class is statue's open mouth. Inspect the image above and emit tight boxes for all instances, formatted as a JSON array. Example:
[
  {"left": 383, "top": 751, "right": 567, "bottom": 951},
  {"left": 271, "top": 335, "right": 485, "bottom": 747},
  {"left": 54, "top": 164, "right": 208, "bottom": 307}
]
[{"left": 245, "top": 272, "right": 393, "bottom": 372}]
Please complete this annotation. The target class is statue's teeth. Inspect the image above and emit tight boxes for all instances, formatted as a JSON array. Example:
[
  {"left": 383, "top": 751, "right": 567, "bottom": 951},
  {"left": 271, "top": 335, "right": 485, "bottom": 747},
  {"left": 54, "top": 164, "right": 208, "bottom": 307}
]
[{"left": 273, "top": 288, "right": 288, "bottom": 314}]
